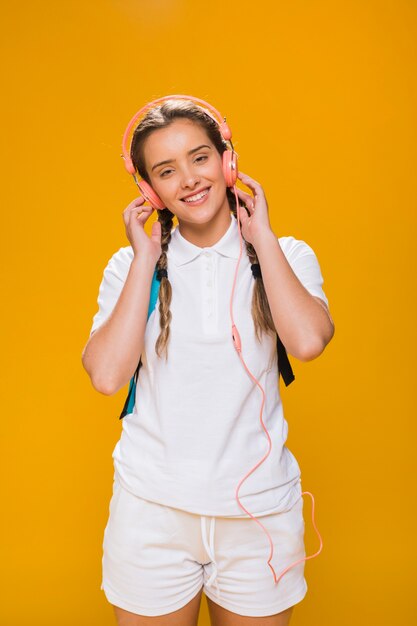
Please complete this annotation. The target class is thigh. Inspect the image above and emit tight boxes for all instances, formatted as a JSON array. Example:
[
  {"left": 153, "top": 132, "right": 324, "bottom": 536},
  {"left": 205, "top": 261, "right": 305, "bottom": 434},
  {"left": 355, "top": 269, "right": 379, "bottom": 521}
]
[
  {"left": 101, "top": 475, "right": 205, "bottom": 618},
  {"left": 203, "top": 496, "right": 308, "bottom": 618}
]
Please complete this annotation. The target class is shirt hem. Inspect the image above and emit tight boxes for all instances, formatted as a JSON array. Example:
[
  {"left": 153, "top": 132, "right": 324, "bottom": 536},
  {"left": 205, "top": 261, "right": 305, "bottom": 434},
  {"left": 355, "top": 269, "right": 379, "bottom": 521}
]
[{"left": 114, "top": 469, "right": 302, "bottom": 518}]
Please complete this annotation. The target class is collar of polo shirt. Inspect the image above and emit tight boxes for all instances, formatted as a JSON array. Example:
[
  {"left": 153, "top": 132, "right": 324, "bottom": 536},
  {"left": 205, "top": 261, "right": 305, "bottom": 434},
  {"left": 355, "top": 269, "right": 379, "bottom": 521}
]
[{"left": 169, "top": 213, "right": 241, "bottom": 266}]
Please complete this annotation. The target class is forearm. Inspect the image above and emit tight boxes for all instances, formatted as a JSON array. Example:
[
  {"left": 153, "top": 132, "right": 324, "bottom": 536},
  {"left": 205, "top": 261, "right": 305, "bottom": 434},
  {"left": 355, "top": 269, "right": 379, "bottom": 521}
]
[
  {"left": 254, "top": 231, "right": 334, "bottom": 361},
  {"left": 81, "top": 255, "right": 156, "bottom": 395}
]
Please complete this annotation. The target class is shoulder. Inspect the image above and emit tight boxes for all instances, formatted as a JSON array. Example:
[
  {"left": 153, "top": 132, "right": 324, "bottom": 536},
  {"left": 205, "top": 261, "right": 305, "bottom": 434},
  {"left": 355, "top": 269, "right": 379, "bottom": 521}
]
[
  {"left": 109, "top": 244, "right": 134, "bottom": 264},
  {"left": 277, "top": 235, "right": 318, "bottom": 260},
  {"left": 278, "top": 235, "right": 330, "bottom": 309},
  {"left": 103, "top": 245, "right": 134, "bottom": 277}
]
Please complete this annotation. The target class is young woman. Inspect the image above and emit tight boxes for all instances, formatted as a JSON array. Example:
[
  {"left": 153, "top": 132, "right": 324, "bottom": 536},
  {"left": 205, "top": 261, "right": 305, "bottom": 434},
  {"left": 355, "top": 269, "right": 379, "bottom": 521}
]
[{"left": 82, "top": 96, "right": 334, "bottom": 626}]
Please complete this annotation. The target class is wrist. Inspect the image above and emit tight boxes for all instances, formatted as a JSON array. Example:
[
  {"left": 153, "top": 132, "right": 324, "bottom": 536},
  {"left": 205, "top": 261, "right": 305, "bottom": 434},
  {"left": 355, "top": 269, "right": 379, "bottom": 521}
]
[
  {"left": 252, "top": 228, "right": 277, "bottom": 254},
  {"left": 131, "top": 254, "right": 157, "bottom": 274}
]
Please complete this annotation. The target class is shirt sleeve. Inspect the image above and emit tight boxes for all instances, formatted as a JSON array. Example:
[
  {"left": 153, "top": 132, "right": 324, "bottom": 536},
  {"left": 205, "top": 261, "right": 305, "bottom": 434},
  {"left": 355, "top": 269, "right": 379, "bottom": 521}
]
[
  {"left": 89, "top": 246, "right": 134, "bottom": 336},
  {"left": 278, "top": 236, "right": 329, "bottom": 307}
]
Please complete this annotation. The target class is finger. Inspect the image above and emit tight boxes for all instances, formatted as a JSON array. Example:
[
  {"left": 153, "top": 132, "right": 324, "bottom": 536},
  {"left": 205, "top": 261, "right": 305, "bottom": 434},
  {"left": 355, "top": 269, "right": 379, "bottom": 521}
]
[
  {"left": 134, "top": 208, "right": 155, "bottom": 224},
  {"left": 237, "top": 171, "right": 264, "bottom": 196},
  {"left": 124, "top": 207, "right": 154, "bottom": 230},
  {"left": 237, "top": 171, "right": 261, "bottom": 186},
  {"left": 123, "top": 196, "right": 147, "bottom": 214},
  {"left": 237, "top": 204, "right": 250, "bottom": 225},
  {"left": 235, "top": 188, "right": 255, "bottom": 211},
  {"left": 150, "top": 220, "right": 162, "bottom": 242},
  {"left": 235, "top": 187, "right": 254, "bottom": 203},
  {"left": 131, "top": 205, "right": 154, "bottom": 214},
  {"left": 123, "top": 205, "right": 152, "bottom": 226}
]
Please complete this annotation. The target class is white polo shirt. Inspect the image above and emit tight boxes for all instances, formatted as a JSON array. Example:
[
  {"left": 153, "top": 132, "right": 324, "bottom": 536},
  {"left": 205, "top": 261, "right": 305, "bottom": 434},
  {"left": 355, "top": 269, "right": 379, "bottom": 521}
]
[{"left": 90, "top": 213, "right": 329, "bottom": 517}]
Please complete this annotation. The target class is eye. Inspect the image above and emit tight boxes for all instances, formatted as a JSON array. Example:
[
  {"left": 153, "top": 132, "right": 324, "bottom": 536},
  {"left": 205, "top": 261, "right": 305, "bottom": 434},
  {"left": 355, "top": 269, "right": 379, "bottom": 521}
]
[{"left": 159, "top": 155, "right": 208, "bottom": 177}]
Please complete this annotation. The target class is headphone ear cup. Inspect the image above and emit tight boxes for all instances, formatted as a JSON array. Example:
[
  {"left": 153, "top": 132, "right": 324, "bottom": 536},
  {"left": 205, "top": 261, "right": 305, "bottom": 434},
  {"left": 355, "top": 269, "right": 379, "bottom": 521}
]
[
  {"left": 138, "top": 180, "right": 166, "bottom": 210},
  {"left": 222, "top": 150, "right": 238, "bottom": 187}
]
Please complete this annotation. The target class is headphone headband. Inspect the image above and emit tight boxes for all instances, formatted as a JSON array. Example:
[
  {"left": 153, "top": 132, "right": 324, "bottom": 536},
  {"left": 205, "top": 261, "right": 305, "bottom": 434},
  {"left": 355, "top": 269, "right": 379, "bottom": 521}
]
[{"left": 121, "top": 94, "right": 233, "bottom": 175}]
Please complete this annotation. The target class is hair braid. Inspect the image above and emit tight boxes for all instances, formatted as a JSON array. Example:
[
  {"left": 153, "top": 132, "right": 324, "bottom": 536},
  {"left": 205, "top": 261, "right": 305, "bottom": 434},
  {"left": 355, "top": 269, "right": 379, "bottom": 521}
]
[{"left": 154, "top": 207, "right": 174, "bottom": 360}]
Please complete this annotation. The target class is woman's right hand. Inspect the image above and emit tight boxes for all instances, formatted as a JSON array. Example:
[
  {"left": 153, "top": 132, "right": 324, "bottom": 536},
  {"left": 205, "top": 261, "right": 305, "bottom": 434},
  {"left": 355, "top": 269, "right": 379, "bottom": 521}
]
[{"left": 122, "top": 196, "right": 162, "bottom": 264}]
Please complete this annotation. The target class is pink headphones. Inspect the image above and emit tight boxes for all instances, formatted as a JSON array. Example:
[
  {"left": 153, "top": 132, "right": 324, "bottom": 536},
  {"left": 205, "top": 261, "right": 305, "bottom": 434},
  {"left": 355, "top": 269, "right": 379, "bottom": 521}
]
[{"left": 120, "top": 94, "right": 239, "bottom": 209}]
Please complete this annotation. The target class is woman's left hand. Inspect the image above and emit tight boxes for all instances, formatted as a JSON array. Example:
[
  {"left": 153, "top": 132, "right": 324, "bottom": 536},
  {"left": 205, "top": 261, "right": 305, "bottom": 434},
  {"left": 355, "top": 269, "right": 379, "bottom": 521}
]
[{"left": 235, "top": 171, "right": 274, "bottom": 248}]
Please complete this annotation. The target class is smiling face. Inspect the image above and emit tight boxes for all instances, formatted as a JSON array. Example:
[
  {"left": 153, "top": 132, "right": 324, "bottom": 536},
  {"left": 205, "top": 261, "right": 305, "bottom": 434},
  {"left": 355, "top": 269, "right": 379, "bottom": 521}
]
[{"left": 143, "top": 118, "right": 232, "bottom": 246}]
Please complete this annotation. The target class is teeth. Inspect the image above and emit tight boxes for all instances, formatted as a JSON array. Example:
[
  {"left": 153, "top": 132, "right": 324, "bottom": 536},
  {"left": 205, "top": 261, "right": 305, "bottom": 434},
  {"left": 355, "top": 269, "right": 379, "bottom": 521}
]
[{"left": 183, "top": 188, "right": 209, "bottom": 202}]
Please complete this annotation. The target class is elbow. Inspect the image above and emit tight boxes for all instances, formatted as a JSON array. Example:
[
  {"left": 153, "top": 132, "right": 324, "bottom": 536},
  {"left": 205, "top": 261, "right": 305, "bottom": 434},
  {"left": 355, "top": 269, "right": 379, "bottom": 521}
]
[
  {"left": 91, "top": 375, "right": 117, "bottom": 396},
  {"left": 81, "top": 352, "right": 117, "bottom": 396},
  {"left": 299, "top": 324, "right": 335, "bottom": 362},
  {"left": 89, "top": 367, "right": 118, "bottom": 395},
  {"left": 297, "top": 341, "right": 324, "bottom": 362}
]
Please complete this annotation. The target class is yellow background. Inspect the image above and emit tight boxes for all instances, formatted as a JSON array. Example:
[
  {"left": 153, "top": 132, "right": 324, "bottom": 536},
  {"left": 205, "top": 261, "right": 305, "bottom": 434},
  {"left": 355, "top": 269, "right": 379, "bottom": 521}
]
[{"left": 1, "top": 0, "right": 416, "bottom": 624}]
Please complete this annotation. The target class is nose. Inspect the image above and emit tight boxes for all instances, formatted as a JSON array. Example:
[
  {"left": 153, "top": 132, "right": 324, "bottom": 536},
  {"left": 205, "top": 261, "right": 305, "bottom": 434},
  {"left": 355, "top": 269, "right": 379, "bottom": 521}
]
[{"left": 180, "top": 165, "right": 200, "bottom": 190}]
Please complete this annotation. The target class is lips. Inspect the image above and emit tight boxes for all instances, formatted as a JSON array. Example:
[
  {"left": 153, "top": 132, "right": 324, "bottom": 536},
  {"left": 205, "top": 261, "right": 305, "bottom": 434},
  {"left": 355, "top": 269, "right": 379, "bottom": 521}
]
[{"left": 181, "top": 186, "right": 211, "bottom": 201}]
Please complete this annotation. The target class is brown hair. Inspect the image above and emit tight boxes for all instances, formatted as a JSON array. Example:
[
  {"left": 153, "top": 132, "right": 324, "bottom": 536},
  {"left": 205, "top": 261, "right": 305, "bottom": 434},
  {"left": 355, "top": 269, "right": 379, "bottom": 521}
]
[{"left": 130, "top": 99, "right": 276, "bottom": 360}]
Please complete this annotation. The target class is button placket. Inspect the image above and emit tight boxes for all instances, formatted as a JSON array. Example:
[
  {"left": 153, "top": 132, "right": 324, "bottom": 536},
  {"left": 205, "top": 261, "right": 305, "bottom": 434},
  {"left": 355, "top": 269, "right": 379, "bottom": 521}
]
[{"left": 202, "top": 252, "right": 216, "bottom": 328}]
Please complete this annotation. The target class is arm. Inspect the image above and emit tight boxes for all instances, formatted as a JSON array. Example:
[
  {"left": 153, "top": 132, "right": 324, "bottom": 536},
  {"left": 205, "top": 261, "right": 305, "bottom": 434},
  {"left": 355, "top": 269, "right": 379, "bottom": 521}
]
[
  {"left": 235, "top": 171, "right": 335, "bottom": 362},
  {"left": 81, "top": 255, "right": 156, "bottom": 395},
  {"left": 254, "top": 232, "right": 335, "bottom": 361}
]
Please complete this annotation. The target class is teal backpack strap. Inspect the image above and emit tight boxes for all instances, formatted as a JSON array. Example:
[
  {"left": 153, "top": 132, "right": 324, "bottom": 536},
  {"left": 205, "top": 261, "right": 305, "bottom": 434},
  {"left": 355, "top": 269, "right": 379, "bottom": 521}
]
[{"left": 119, "top": 267, "right": 161, "bottom": 420}]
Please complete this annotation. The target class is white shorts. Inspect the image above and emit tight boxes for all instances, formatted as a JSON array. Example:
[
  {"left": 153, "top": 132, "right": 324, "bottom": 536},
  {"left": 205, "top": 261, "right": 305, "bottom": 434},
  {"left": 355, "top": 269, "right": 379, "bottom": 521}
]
[{"left": 101, "top": 473, "right": 308, "bottom": 618}]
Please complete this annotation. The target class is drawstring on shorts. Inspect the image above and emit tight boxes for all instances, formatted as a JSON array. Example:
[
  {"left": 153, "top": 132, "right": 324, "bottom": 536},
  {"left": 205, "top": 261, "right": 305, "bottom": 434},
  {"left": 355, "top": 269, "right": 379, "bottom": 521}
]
[{"left": 200, "top": 516, "right": 222, "bottom": 599}]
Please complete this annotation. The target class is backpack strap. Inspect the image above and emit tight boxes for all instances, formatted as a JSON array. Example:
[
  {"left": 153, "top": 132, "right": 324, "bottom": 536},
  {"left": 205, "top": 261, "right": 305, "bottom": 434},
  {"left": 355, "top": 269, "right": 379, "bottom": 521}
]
[
  {"left": 276, "top": 333, "right": 295, "bottom": 386},
  {"left": 119, "top": 267, "right": 161, "bottom": 419}
]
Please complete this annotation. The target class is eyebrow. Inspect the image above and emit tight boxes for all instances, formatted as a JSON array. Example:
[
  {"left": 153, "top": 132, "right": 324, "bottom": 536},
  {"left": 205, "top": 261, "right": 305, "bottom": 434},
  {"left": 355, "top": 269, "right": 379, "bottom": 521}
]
[{"left": 151, "top": 144, "right": 212, "bottom": 172}]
